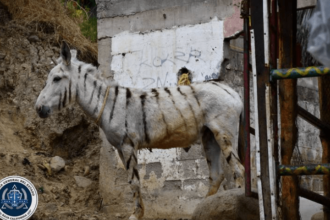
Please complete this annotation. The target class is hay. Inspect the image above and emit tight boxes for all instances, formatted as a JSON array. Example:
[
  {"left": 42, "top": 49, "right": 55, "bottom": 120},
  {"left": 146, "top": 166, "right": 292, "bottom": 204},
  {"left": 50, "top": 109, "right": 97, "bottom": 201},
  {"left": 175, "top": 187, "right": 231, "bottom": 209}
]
[{"left": 0, "top": 0, "right": 97, "bottom": 61}]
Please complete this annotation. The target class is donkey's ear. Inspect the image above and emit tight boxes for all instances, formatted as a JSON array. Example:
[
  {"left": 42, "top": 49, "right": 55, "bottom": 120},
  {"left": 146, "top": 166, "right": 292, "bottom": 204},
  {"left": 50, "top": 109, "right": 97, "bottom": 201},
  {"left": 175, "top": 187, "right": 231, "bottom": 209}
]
[{"left": 61, "top": 41, "right": 71, "bottom": 66}]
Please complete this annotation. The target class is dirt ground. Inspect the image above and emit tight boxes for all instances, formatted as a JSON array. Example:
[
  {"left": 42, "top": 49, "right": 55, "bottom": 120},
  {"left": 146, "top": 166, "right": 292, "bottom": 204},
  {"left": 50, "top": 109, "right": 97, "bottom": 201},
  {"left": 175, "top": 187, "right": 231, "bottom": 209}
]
[{"left": 0, "top": 2, "right": 112, "bottom": 220}]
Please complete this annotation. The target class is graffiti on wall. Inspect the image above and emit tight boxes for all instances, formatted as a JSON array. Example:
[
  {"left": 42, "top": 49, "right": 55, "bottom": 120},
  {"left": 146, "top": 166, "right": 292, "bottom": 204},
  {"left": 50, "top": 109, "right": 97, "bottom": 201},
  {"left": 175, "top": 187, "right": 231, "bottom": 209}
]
[{"left": 111, "top": 18, "right": 224, "bottom": 89}]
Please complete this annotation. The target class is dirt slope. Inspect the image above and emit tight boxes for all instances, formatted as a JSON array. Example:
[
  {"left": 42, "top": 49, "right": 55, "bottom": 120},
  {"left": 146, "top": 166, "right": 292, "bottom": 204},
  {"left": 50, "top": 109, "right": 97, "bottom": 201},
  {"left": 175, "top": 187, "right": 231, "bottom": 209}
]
[{"left": 0, "top": 2, "right": 108, "bottom": 220}]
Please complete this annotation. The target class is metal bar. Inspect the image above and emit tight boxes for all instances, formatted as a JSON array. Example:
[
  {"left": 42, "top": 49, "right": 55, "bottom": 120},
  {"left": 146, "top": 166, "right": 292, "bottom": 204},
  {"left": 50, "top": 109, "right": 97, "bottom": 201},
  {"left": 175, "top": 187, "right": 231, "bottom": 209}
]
[
  {"left": 299, "top": 188, "right": 330, "bottom": 209},
  {"left": 251, "top": 29, "right": 265, "bottom": 220},
  {"left": 242, "top": 0, "right": 252, "bottom": 197},
  {"left": 270, "top": 66, "right": 330, "bottom": 81},
  {"left": 279, "top": 164, "right": 330, "bottom": 176},
  {"left": 266, "top": 85, "right": 277, "bottom": 220},
  {"left": 297, "top": 105, "right": 330, "bottom": 133}
]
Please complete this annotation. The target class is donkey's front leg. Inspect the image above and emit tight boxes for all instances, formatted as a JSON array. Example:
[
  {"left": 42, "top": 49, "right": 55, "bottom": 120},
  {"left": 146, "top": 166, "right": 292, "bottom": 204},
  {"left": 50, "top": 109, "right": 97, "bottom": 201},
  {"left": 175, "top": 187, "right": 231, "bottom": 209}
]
[{"left": 119, "top": 144, "right": 144, "bottom": 220}]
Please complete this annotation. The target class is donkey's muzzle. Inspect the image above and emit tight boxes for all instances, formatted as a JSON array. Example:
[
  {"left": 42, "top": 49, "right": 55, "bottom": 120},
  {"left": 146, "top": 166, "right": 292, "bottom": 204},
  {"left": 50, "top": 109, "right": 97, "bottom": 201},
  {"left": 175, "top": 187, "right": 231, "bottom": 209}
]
[{"left": 37, "top": 105, "right": 50, "bottom": 118}]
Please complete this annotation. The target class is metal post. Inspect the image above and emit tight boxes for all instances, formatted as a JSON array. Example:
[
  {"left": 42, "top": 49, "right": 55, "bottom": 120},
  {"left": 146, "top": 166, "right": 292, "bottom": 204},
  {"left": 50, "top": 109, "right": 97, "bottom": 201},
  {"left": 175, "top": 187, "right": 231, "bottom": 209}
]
[
  {"left": 242, "top": 0, "right": 252, "bottom": 197},
  {"left": 278, "top": 0, "right": 300, "bottom": 219},
  {"left": 318, "top": 75, "right": 330, "bottom": 220}
]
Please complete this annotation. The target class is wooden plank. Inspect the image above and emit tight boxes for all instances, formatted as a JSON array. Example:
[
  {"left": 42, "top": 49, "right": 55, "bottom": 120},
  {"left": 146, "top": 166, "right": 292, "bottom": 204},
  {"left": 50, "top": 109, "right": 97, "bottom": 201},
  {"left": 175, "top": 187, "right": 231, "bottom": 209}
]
[
  {"left": 297, "top": 0, "right": 316, "bottom": 9},
  {"left": 251, "top": 29, "right": 265, "bottom": 220},
  {"left": 242, "top": 0, "right": 252, "bottom": 196},
  {"left": 318, "top": 75, "right": 330, "bottom": 220},
  {"left": 270, "top": 0, "right": 279, "bottom": 214},
  {"left": 250, "top": 0, "right": 272, "bottom": 218},
  {"left": 297, "top": 105, "right": 330, "bottom": 133},
  {"left": 266, "top": 85, "right": 277, "bottom": 219},
  {"left": 278, "top": 0, "right": 300, "bottom": 219},
  {"left": 299, "top": 188, "right": 330, "bottom": 208}
]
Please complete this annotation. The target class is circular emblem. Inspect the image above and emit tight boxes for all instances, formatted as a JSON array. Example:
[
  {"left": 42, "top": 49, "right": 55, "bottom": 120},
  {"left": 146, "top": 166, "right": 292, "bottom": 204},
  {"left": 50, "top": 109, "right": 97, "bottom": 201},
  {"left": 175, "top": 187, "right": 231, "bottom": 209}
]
[{"left": 0, "top": 176, "right": 38, "bottom": 220}]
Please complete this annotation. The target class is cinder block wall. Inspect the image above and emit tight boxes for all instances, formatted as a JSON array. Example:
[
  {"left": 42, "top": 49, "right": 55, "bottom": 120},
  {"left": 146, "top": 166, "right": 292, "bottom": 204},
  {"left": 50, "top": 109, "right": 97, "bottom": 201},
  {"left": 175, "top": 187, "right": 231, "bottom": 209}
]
[{"left": 96, "top": 0, "right": 244, "bottom": 219}]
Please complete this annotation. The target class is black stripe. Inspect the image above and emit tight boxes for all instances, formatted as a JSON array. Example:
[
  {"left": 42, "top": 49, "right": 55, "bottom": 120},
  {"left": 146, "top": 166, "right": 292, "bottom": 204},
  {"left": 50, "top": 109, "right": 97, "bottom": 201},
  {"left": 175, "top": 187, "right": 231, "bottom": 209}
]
[
  {"left": 60, "top": 67, "right": 64, "bottom": 72},
  {"left": 140, "top": 94, "right": 150, "bottom": 144},
  {"left": 226, "top": 153, "right": 232, "bottom": 164},
  {"left": 84, "top": 73, "right": 88, "bottom": 91},
  {"left": 133, "top": 168, "right": 140, "bottom": 181},
  {"left": 151, "top": 88, "right": 159, "bottom": 97},
  {"left": 78, "top": 65, "right": 82, "bottom": 74},
  {"left": 97, "top": 85, "right": 102, "bottom": 99},
  {"left": 76, "top": 84, "right": 79, "bottom": 100},
  {"left": 132, "top": 152, "right": 137, "bottom": 163},
  {"left": 212, "top": 82, "right": 235, "bottom": 98},
  {"left": 93, "top": 85, "right": 103, "bottom": 115},
  {"left": 126, "top": 88, "right": 131, "bottom": 106},
  {"left": 109, "top": 86, "right": 119, "bottom": 122},
  {"left": 58, "top": 92, "right": 62, "bottom": 110},
  {"left": 232, "top": 152, "right": 241, "bottom": 163},
  {"left": 125, "top": 88, "right": 131, "bottom": 133},
  {"left": 89, "top": 80, "right": 97, "bottom": 104},
  {"left": 223, "top": 88, "right": 235, "bottom": 98},
  {"left": 164, "top": 87, "right": 171, "bottom": 95},
  {"left": 177, "top": 87, "right": 199, "bottom": 133},
  {"left": 211, "top": 82, "right": 220, "bottom": 87},
  {"left": 189, "top": 85, "right": 200, "bottom": 106},
  {"left": 152, "top": 89, "right": 169, "bottom": 136},
  {"left": 62, "top": 88, "right": 67, "bottom": 108},
  {"left": 126, "top": 155, "right": 132, "bottom": 170},
  {"left": 165, "top": 87, "right": 187, "bottom": 131},
  {"left": 69, "top": 80, "right": 72, "bottom": 103}
]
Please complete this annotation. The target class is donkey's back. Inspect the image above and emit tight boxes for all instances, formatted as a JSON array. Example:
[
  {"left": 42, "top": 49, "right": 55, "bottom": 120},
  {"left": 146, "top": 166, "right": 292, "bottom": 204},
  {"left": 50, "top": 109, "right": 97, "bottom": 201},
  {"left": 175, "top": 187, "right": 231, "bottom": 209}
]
[{"left": 132, "top": 81, "right": 243, "bottom": 150}]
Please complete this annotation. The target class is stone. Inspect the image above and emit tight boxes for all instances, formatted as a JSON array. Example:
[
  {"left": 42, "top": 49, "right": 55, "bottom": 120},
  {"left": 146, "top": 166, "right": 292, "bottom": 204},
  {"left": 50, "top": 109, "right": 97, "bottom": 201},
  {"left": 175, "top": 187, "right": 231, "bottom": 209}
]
[
  {"left": 50, "top": 156, "right": 65, "bottom": 172},
  {"left": 312, "top": 212, "right": 324, "bottom": 220},
  {"left": 44, "top": 203, "right": 58, "bottom": 214},
  {"left": 192, "top": 188, "right": 259, "bottom": 220},
  {"left": 74, "top": 176, "right": 93, "bottom": 188},
  {"left": 27, "top": 35, "right": 40, "bottom": 43}
]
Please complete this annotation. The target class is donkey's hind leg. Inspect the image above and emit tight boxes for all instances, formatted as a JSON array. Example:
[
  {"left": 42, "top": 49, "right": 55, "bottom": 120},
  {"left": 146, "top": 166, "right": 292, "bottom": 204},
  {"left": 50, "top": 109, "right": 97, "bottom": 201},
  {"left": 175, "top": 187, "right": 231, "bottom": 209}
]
[
  {"left": 208, "top": 125, "right": 245, "bottom": 189},
  {"left": 118, "top": 143, "right": 144, "bottom": 220},
  {"left": 202, "top": 127, "right": 225, "bottom": 196}
]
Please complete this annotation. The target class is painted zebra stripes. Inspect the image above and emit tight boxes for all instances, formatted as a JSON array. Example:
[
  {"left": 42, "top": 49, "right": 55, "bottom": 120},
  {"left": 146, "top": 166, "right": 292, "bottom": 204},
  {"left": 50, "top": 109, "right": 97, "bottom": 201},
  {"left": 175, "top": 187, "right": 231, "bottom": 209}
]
[{"left": 36, "top": 44, "right": 245, "bottom": 220}]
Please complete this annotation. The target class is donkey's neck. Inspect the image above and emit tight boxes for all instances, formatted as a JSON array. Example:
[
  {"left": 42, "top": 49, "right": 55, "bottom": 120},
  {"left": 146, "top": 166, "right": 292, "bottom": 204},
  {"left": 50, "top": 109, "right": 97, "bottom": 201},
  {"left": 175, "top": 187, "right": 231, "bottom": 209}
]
[{"left": 75, "top": 69, "right": 109, "bottom": 122}]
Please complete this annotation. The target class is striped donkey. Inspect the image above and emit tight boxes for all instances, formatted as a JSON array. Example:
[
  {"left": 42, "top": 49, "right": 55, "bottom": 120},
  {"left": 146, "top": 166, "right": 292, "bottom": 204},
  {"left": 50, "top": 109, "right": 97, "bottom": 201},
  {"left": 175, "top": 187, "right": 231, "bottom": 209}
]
[{"left": 35, "top": 42, "right": 245, "bottom": 220}]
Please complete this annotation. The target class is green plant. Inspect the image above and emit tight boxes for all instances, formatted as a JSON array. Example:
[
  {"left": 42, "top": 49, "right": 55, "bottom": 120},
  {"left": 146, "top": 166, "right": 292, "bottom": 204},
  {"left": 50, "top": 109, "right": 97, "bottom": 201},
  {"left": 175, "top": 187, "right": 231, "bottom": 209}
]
[
  {"left": 80, "top": 16, "right": 97, "bottom": 42},
  {"left": 62, "top": 0, "right": 97, "bottom": 42}
]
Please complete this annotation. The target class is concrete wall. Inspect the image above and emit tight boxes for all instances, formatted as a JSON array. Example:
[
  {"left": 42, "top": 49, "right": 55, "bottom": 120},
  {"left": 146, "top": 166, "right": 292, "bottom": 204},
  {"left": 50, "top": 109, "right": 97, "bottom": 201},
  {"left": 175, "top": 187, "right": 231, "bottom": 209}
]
[
  {"left": 96, "top": 0, "right": 243, "bottom": 219},
  {"left": 96, "top": 0, "right": 323, "bottom": 219}
]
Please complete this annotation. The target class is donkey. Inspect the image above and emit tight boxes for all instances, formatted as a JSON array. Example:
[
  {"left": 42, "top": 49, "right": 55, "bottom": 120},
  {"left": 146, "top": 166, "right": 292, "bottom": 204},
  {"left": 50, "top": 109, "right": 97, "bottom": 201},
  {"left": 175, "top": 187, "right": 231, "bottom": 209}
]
[{"left": 35, "top": 42, "right": 245, "bottom": 220}]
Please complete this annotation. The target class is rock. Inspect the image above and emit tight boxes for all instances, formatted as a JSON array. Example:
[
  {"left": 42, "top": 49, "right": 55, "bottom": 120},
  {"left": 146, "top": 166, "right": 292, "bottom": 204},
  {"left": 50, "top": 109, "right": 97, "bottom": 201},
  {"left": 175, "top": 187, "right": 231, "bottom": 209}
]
[
  {"left": 0, "top": 52, "right": 5, "bottom": 59},
  {"left": 50, "top": 156, "right": 65, "bottom": 172},
  {"left": 192, "top": 188, "right": 259, "bottom": 220},
  {"left": 74, "top": 176, "right": 93, "bottom": 188},
  {"left": 312, "top": 212, "right": 324, "bottom": 220},
  {"left": 44, "top": 203, "right": 58, "bottom": 214},
  {"left": 28, "top": 35, "right": 40, "bottom": 42}
]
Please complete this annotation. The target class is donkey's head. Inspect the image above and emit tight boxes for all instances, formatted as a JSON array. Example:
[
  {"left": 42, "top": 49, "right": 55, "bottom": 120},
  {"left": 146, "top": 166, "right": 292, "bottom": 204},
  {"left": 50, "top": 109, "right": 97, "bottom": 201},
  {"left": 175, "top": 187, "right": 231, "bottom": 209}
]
[{"left": 35, "top": 41, "right": 77, "bottom": 118}]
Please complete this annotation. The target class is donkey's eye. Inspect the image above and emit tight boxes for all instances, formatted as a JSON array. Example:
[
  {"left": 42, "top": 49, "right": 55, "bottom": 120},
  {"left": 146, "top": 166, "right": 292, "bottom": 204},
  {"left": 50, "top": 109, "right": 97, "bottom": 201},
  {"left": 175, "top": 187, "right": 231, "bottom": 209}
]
[{"left": 53, "top": 77, "right": 62, "bottom": 82}]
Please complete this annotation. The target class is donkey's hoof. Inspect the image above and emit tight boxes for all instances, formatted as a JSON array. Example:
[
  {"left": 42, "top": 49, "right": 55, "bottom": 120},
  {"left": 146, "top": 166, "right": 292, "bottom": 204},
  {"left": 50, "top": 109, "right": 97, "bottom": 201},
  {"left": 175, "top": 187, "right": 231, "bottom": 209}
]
[{"left": 129, "top": 214, "right": 139, "bottom": 220}]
